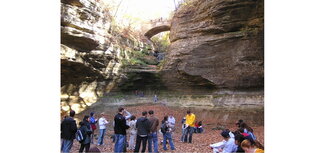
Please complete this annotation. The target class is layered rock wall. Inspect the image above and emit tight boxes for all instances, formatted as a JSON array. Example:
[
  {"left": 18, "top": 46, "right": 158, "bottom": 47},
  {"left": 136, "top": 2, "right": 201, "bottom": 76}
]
[
  {"left": 163, "top": 0, "right": 264, "bottom": 92},
  {"left": 60, "top": 0, "right": 145, "bottom": 114}
]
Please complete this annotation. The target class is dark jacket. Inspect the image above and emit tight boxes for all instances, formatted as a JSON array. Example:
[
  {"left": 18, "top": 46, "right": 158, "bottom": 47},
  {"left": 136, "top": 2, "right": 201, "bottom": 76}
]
[
  {"left": 83, "top": 119, "right": 91, "bottom": 131},
  {"left": 114, "top": 113, "right": 129, "bottom": 135},
  {"left": 136, "top": 116, "right": 151, "bottom": 136},
  {"left": 79, "top": 121, "right": 92, "bottom": 144},
  {"left": 61, "top": 117, "right": 77, "bottom": 140}
]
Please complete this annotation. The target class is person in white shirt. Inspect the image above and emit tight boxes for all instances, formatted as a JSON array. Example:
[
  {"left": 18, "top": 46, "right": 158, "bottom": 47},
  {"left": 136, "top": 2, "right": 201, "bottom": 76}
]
[
  {"left": 167, "top": 114, "right": 176, "bottom": 129},
  {"left": 127, "top": 115, "right": 137, "bottom": 151},
  {"left": 210, "top": 130, "right": 237, "bottom": 153},
  {"left": 97, "top": 112, "right": 109, "bottom": 146},
  {"left": 124, "top": 109, "right": 132, "bottom": 120}
]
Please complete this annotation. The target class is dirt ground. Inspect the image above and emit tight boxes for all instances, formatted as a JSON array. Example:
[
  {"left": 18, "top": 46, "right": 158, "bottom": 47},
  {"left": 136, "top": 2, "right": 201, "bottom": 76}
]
[{"left": 70, "top": 104, "right": 264, "bottom": 153}]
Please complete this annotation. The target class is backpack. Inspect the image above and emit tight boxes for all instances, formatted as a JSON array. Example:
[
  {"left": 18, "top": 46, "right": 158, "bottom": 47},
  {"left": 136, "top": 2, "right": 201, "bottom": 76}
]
[
  {"left": 160, "top": 122, "right": 168, "bottom": 134},
  {"left": 75, "top": 129, "right": 84, "bottom": 142}
]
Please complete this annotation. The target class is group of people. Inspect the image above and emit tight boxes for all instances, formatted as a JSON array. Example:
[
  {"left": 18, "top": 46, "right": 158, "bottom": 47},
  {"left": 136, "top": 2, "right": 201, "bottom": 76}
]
[
  {"left": 209, "top": 119, "right": 264, "bottom": 153},
  {"left": 61, "top": 110, "right": 103, "bottom": 153},
  {"left": 61, "top": 109, "right": 263, "bottom": 153},
  {"left": 61, "top": 108, "right": 199, "bottom": 153}
]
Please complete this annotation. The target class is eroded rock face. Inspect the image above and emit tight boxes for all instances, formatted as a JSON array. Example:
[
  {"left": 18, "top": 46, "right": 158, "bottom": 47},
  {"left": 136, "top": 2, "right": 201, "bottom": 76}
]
[
  {"left": 163, "top": 0, "right": 264, "bottom": 92},
  {"left": 60, "top": 0, "right": 141, "bottom": 114}
]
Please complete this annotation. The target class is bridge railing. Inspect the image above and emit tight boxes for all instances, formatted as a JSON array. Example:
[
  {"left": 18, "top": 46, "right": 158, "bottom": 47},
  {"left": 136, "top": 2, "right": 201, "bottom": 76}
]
[{"left": 148, "top": 18, "right": 171, "bottom": 27}]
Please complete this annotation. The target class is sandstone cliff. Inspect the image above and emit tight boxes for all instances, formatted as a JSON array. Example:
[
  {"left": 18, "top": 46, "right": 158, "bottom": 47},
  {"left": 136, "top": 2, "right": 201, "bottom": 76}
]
[
  {"left": 60, "top": 0, "right": 145, "bottom": 114},
  {"left": 163, "top": 0, "right": 264, "bottom": 92}
]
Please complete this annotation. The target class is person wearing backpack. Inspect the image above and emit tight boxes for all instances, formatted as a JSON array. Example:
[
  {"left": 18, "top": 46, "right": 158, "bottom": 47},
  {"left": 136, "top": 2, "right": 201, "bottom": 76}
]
[
  {"left": 79, "top": 115, "right": 93, "bottom": 153},
  {"left": 161, "top": 116, "right": 175, "bottom": 151},
  {"left": 89, "top": 112, "right": 98, "bottom": 144},
  {"left": 61, "top": 110, "right": 78, "bottom": 153}
]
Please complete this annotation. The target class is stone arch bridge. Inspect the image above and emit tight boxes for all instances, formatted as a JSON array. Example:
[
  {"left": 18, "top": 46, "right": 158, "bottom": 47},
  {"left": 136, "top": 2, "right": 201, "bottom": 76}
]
[{"left": 144, "top": 18, "right": 171, "bottom": 39}]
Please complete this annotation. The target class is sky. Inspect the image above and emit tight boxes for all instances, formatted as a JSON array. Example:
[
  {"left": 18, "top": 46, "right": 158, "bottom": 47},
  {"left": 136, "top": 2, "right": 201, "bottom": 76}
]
[
  {"left": 101, "top": 0, "right": 183, "bottom": 30},
  {"left": 112, "top": 0, "right": 178, "bottom": 20}
]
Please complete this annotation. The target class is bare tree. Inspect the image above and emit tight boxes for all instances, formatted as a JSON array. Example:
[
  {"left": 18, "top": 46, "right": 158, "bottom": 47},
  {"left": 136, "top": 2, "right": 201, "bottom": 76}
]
[
  {"left": 173, "top": 0, "right": 177, "bottom": 10},
  {"left": 114, "top": 0, "right": 124, "bottom": 18}
]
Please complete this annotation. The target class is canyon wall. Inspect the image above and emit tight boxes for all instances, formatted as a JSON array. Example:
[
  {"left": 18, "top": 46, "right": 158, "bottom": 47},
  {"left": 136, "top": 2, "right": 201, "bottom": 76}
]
[
  {"left": 60, "top": 0, "right": 264, "bottom": 115},
  {"left": 163, "top": 0, "right": 264, "bottom": 93},
  {"left": 60, "top": 0, "right": 146, "bottom": 114}
]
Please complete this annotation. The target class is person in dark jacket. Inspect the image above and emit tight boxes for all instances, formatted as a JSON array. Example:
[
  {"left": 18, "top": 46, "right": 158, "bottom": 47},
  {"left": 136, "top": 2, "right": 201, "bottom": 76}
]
[
  {"left": 114, "top": 107, "right": 130, "bottom": 153},
  {"left": 61, "top": 110, "right": 77, "bottom": 153},
  {"left": 234, "top": 132, "right": 245, "bottom": 153},
  {"left": 79, "top": 115, "right": 93, "bottom": 153},
  {"left": 134, "top": 111, "right": 151, "bottom": 153},
  {"left": 235, "top": 119, "right": 244, "bottom": 128}
]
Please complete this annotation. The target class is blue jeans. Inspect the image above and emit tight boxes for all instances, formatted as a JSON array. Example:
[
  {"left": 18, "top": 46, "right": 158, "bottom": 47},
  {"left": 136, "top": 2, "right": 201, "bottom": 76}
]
[
  {"left": 97, "top": 129, "right": 106, "bottom": 145},
  {"left": 181, "top": 128, "right": 186, "bottom": 142},
  {"left": 184, "top": 127, "right": 194, "bottom": 143},
  {"left": 163, "top": 132, "right": 175, "bottom": 150},
  {"left": 197, "top": 127, "right": 204, "bottom": 133},
  {"left": 148, "top": 132, "right": 158, "bottom": 153},
  {"left": 114, "top": 134, "right": 126, "bottom": 153},
  {"left": 61, "top": 139, "right": 73, "bottom": 153}
]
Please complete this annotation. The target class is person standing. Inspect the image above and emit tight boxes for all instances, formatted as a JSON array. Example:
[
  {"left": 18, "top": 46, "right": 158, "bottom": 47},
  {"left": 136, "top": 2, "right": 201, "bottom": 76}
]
[
  {"left": 97, "top": 112, "right": 109, "bottom": 146},
  {"left": 147, "top": 110, "right": 159, "bottom": 153},
  {"left": 114, "top": 107, "right": 130, "bottom": 153},
  {"left": 180, "top": 117, "right": 186, "bottom": 142},
  {"left": 162, "top": 116, "right": 176, "bottom": 151},
  {"left": 124, "top": 109, "right": 132, "bottom": 120},
  {"left": 167, "top": 113, "right": 175, "bottom": 129},
  {"left": 134, "top": 111, "right": 151, "bottom": 153},
  {"left": 61, "top": 110, "right": 78, "bottom": 153},
  {"left": 128, "top": 115, "right": 137, "bottom": 151},
  {"left": 89, "top": 112, "right": 98, "bottom": 144},
  {"left": 79, "top": 115, "right": 93, "bottom": 153},
  {"left": 153, "top": 95, "right": 158, "bottom": 103},
  {"left": 184, "top": 110, "right": 196, "bottom": 143}
]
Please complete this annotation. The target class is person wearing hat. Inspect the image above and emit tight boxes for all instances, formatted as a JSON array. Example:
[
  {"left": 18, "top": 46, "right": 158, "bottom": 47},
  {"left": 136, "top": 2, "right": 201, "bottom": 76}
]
[{"left": 97, "top": 112, "right": 109, "bottom": 146}]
